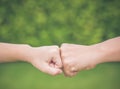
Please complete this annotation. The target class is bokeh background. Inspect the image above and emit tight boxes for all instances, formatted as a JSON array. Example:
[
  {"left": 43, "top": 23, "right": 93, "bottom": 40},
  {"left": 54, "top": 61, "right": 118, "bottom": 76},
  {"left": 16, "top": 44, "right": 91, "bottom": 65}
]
[{"left": 0, "top": 0, "right": 120, "bottom": 89}]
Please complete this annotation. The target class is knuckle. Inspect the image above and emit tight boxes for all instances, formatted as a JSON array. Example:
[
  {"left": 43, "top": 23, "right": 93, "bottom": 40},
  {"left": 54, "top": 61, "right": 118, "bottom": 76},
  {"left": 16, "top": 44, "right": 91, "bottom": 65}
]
[
  {"left": 61, "top": 50, "right": 68, "bottom": 57},
  {"left": 60, "top": 47, "right": 65, "bottom": 53},
  {"left": 61, "top": 44, "right": 71, "bottom": 52},
  {"left": 63, "top": 66, "right": 76, "bottom": 77},
  {"left": 53, "top": 45, "right": 59, "bottom": 49},
  {"left": 61, "top": 52, "right": 67, "bottom": 58},
  {"left": 50, "top": 48, "right": 58, "bottom": 54},
  {"left": 63, "top": 60, "right": 71, "bottom": 66},
  {"left": 63, "top": 58, "right": 74, "bottom": 65},
  {"left": 70, "top": 67, "right": 78, "bottom": 72},
  {"left": 61, "top": 43, "right": 68, "bottom": 48},
  {"left": 64, "top": 71, "right": 75, "bottom": 77},
  {"left": 50, "top": 45, "right": 59, "bottom": 50}
]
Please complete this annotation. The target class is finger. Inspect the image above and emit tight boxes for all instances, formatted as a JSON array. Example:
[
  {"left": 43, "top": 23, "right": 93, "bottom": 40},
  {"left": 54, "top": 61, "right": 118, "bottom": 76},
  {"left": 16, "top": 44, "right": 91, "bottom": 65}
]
[
  {"left": 62, "top": 64, "right": 72, "bottom": 77},
  {"left": 63, "top": 68, "right": 78, "bottom": 77},
  {"left": 63, "top": 66, "right": 80, "bottom": 77},
  {"left": 71, "top": 66, "right": 78, "bottom": 71},
  {"left": 54, "top": 49, "right": 62, "bottom": 68},
  {"left": 32, "top": 61, "right": 62, "bottom": 76},
  {"left": 85, "top": 65, "right": 96, "bottom": 70},
  {"left": 42, "top": 63, "right": 62, "bottom": 76},
  {"left": 44, "top": 65, "right": 62, "bottom": 76},
  {"left": 67, "top": 71, "right": 78, "bottom": 77},
  {"left": 63, "top": 63, "right": 80, "bottom": 77}
]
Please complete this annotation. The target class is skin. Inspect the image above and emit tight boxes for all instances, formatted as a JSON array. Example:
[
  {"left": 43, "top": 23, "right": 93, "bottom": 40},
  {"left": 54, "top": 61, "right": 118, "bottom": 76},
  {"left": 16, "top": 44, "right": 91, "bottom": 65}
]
[
  {"left": 0, "top": 43, "right": 62, "bottom": 76},
  {"left": 60, "top": 37, "right": 120, "bottom": 77},
  {"left": 0, "top": 37, "right": 120, "bottom": 77}
]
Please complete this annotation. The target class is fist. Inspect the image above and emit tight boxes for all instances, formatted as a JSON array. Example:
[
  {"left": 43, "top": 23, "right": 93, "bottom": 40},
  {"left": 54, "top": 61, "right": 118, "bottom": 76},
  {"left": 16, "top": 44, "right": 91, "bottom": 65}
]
[
  {"left": 60, "top": 44, "right": 100, "bottom": 77},
  {"left": 26, "top": 45, "right": 62, "bottom": 76}
]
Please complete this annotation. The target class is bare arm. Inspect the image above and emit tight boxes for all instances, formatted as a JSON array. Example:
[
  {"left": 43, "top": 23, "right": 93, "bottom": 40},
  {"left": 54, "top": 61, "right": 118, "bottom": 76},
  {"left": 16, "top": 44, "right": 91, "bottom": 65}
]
[
  {"left": 0, "top": 43, "right": 30, "bottom": 62},
  {"left": 93, "top": 37, "right": 120, "bottom": 63},
  {"left": 0, "top": 43, "right": 62, "bottom": 76},
  {"left": 60, "top": 37, "right": 120, "bottom": 77}
]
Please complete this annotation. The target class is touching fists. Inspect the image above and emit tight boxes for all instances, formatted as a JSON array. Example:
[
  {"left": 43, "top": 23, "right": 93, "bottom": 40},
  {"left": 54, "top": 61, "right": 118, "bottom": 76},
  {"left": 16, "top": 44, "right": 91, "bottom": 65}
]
[{"left": 1, "top": 37, "right": 120, "bottom": 77}]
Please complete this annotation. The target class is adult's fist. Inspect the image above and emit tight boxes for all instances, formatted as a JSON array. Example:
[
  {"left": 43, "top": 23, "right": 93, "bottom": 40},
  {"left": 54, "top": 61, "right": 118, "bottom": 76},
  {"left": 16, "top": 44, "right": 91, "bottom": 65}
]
[{"left": 60, "top": 43, "right": 102, "bottom": 77}]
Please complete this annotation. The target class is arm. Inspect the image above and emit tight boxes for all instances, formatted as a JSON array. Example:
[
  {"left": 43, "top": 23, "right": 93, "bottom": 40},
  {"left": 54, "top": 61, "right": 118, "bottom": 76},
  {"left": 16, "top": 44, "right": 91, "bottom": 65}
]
[
  {"left": 93, "top": 37, "right": 120, "bottom": 63},
  {"left": 0, "top": 43, "right": 31, "bottom": 62},
  {"left": 60, "top": 37, "right": 120, "bottom": 77},
  {"left": 0, "top": 43, "right": 62, "bottom": 76}
]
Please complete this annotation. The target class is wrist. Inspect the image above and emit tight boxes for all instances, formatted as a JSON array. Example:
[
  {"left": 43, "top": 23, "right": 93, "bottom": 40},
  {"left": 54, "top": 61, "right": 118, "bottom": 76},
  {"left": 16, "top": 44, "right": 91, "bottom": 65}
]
[
  {"left": 13, "top": 44, "right": 33, "bottom": 62},
  {"left": 89, "top": 44, "right": 108, "bottom": 65}
]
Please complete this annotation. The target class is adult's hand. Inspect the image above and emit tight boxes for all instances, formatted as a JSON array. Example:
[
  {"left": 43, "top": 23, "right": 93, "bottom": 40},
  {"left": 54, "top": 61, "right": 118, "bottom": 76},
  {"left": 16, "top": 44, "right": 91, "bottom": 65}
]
[{"left": 60, "top": 44, "right": 103, "bottom": 77}]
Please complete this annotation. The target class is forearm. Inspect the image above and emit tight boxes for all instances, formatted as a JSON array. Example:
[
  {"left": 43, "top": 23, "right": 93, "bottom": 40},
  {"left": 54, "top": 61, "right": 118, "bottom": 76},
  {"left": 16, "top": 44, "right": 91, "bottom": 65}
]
[
  {"left": 93, "top": 37, "right": 120, "bottom": 64},
  {"left": 0, "top": 43, "right": 31, "bottom": 63}
]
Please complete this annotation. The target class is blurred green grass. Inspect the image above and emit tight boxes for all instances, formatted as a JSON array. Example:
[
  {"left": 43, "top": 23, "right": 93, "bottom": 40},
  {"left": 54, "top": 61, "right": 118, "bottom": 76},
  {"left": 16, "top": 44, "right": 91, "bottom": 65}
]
[
  {"left": 0, "top": 62, "right": 120, "bottom": 89},
  {"left": 0, "top": 0, "right": 120, "bottom": 89}
]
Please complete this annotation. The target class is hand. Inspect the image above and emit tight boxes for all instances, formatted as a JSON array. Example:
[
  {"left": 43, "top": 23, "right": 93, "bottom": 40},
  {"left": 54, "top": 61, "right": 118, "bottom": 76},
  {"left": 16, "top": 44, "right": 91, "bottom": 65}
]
[
  {"left": 60, "top": 43, "right": 103, "bottom": 77},
  {"left": 24, "top": 45, "right": 62, "bottom": 76}
]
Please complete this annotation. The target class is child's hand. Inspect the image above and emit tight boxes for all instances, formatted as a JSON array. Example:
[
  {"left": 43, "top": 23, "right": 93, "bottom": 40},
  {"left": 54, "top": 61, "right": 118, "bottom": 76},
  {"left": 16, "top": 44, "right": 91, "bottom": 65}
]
[{"left": 24, "top": 46, "right": 62, "bottom": 76}]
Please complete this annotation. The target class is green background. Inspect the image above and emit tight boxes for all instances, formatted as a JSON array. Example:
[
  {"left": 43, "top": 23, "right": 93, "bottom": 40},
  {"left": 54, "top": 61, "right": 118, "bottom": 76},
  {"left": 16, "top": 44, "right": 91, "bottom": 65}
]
[{"left": 0, "top": 0, "right": 120, "bottom": 89}]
